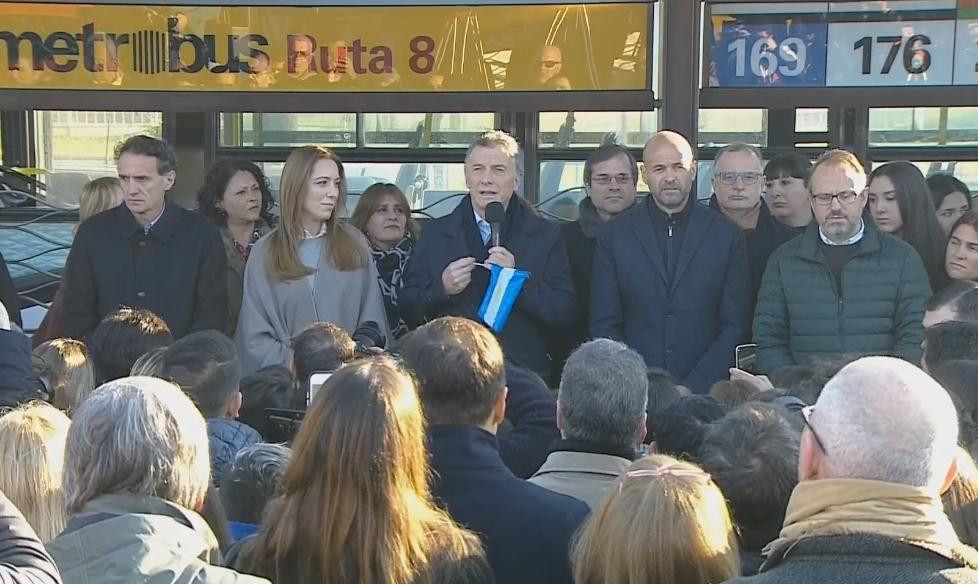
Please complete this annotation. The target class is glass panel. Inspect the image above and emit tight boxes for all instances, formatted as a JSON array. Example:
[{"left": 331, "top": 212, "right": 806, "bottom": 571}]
[
  {"left": 869, "top": 107, "right": 978, "bottom": 146},
  {"left": 361, "top": 113, "right": 495, "bottom": 148},
  {"left": 220, "top": 113, "right": 356, "bottom": 147},
  {"left": 32, "top": 111, "right": 163, "bottom": 206},
  {"left": 538, "top": 159, "right": 650, "bottom": 221},
  {"left": 260, "top": 161, "right": 466, "bottom": 219},
  {"left": 539, "top": 111, "right": 658, "bottom": 148},
  {"left": 871, "top": 160, "right": 978, "bottom": 196},
  {"left": 796, "top": 108, "right": 829, "bottom": 133},
  {"left": 698, "top": 109, "right": 767, "bottom": 147}
]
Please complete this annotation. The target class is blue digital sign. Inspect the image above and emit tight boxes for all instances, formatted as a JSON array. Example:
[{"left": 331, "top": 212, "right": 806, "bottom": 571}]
[{"left": 708, "top": 17, "right": 828, "bottom": 87}]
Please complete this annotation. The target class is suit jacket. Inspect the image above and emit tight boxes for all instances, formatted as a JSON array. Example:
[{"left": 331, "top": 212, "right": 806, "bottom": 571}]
[
  {"left": 428, "top": 425, "right": 588, "bottom": 584},
  {"left": 400, "top": 196, "right": 576, "bottom": 378},
  {"left": 63, "top": 202, "right": 228, "bottom": 340},
  {"left": 590, "top": 198, "right": 751, "bottom": 392}
]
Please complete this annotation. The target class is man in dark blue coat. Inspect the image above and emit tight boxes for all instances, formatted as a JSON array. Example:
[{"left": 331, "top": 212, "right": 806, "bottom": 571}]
[
  {"left": 63, "top": 135, "right": 228, "bottom": 340},
  {"left": 400, "top": 130, "right": 576, "bottom": 379},
  {"left": 400, "top": 316, "right": 588, "bottom": 584},
  {"left": 590, "top": 131, "right": 750, "bottom": 392}
]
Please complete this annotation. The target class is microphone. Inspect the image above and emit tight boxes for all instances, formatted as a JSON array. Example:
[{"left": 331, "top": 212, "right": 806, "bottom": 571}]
[{"left": 485, "top": 201, "right": 505, "bottom": 248}]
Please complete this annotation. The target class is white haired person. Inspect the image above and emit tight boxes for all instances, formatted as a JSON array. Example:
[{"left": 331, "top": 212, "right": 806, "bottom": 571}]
[
  {"left": 726, "top": 357, "right": 978, "bottom": 583},
  {"left": 46, "top": 376, "right": 270, "bottom": 584}
]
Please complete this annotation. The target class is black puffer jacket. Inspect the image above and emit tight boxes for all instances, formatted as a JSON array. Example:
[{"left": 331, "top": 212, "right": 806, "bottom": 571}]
[{"left": 207, "top": 419, "right": 261, "bottom": 487}]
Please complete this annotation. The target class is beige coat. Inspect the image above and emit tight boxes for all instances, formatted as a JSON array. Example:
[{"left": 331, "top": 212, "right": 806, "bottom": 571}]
[{"left": 528, "top": 450, "right": 631, "bottom": 509}]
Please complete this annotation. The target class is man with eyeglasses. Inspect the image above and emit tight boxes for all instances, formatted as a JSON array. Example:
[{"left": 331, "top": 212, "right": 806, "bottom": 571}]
[
  {"left": 532, "top": 45, "right": 571, "bottom": 89},
  {"left": 708, "top": 143, "right": 796, "bottom": 308},
  {"left": 591, "top": 131, "right": 751, "bottom": 392},
  {"left": 726, "top": 357, "right": 978, "bottom": 584},
  {"left": 554, "top": 144, "right": 639, "bottom": 373},
  {"left": 754, "top": 149, "right": 931, "bottom": 373}
]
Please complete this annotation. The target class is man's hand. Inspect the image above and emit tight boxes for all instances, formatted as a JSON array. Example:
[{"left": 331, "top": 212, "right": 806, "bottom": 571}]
[
  {"left": 442, "top": 257, "right": 476, "bottom": 296},
  {"left": 487, "top": 246, "right": 516, "bottom": 269}
]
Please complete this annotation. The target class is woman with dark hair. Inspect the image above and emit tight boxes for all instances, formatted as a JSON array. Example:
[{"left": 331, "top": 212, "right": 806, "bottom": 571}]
[
  {"left": 196, "top": 159, "right": 276, "bottom": 334},
  {"left": 235, "top": 357, "right": 492, "bottom": 583},
  {"left": 869, "top": 161, "right": 949, "bottom": 290},
  {"left": 947, "top": 212, "right": 978, "bottom": 283},
  {"left": 235, "top": 146, "right": 387, "bottom": 374},
  {"left": 350, "top": 183, "right": 420, "bottom": 338},
  {"left": 764, "top": 153, "right": 813, "bottom": 231},
  {"left": 927, "top": 173, "right": 972, "bottom": 235}
]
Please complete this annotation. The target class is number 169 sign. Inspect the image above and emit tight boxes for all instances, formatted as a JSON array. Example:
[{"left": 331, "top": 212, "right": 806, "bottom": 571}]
[{"left": 710, "top": 21, "right": 827, "bottom": 87}]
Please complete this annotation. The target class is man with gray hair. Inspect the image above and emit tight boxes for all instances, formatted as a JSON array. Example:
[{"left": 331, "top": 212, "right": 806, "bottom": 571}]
[
  {"left": 402, "top": 130, "right": 576, "bottom": 380},
  {"left": 708, "top": 142, "right": 795, "bottom": 305},
  {"left": 47, "top": 376, "right": 269, "bottom": 584},
  {"left": 529, "top": 339, "right": 647, "bottom": 508},
  {"left": 220, "top": 443, "right": 291, "bottom": 543},
  {"left": 727, "top": 356, "right": 978, "bottom": 584}
]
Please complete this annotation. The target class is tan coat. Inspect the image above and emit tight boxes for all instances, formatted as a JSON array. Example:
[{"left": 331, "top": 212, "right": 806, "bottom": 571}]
[{"left": 528, "top": 450, "right": 631, "bottom": 509}]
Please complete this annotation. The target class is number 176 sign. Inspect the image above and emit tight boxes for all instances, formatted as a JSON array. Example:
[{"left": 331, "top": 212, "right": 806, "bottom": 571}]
[{"left": 708, "top": 3, "right": 978, "bottom": 88}]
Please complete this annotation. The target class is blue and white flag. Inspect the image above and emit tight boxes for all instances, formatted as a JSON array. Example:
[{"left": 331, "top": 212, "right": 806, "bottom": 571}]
[{"left": 477, "top": 264, "right": 529, "bottom": 332}]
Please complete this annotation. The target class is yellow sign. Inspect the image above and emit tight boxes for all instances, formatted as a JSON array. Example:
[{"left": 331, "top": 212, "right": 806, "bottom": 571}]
[{"left": 0, "top": 3, "right": 649, "bottom": 92}]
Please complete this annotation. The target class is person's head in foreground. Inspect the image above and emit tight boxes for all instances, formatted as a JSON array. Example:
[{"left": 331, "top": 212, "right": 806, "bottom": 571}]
[
  {"left": 0, "top": 402, "right": 71, "bottom": 541},
  {"left": 62, "top": 376, "right": 210, "bottom": 514},
  {"left": 397, "top": 316, "right": 507, "bottom": 432},
  {"left": 237, "top": 356, "right": 489, "bottom": 583},
  {"left": 723, "top": 357, "right": 978, "bottom": 584},
  {"left": 46, "top": 376, "right": 266, "bottom": 583},
  {"left": 571, "top": 454, "right": 740, "bottom": 584}
]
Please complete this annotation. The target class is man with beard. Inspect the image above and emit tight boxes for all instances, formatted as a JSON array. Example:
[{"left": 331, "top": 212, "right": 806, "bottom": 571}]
[
  {"left": 754, "top": 149, "right": 931, "bottom": 372},
  {"left": 590, "top": 131, "right": 750, "bottom": 392}
]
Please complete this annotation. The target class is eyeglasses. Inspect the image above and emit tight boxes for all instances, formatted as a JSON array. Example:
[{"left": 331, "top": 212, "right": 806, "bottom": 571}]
[
  {"left": 801, "top": 405, "right": 827, "bottom": 454},
  {"left": 540, "top": 60, "right": 562, "bottom": 68},
  {"left": 811, "top": 190, "right": 861, "bottom": 206},
  {"left": 618, "top": 467, "right": 712, "bottom": 494},
  {"left": 591, "top": 173, "right": 633, "bottom": 186},
  {"left": 715, "top": 171, "right": 762, "bottom": 186}
]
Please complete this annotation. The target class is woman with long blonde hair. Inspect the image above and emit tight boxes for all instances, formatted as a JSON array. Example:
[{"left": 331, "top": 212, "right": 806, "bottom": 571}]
[
  {"left": 235, "top": 357, "right": 491, "bottom": 583},
  {"left": 235, "top": 146, "right": 388, "bottom": 374},
  {"left": 33, "top": 177, "right": 125, "bottom": 346},
  {"left": 32, "top": 338, "right": 95, "bottom": 415},
  {"left": 573, "top": 455, "right": 740, "bottom": 584},
  {"left": 0, "top": 402, "right": 71, "bottom": 541}
]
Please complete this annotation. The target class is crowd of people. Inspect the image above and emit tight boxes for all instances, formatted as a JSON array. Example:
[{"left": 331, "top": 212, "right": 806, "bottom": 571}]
[{"left": 0, "top": 128, "right": 976, "bottom": 583}]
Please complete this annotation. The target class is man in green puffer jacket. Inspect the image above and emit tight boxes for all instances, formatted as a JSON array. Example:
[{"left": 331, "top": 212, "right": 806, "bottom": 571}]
[{"left": 754, "top": 150, "right": 931, "bottom": 373}]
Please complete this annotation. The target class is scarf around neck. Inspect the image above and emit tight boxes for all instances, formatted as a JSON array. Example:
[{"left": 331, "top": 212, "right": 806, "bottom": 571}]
[
  {"left": 766, "top": 478, "right": 961, "bottom": 557},
  {"left": 371, "top": 235, "right": 414, "bottom": 338}
]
